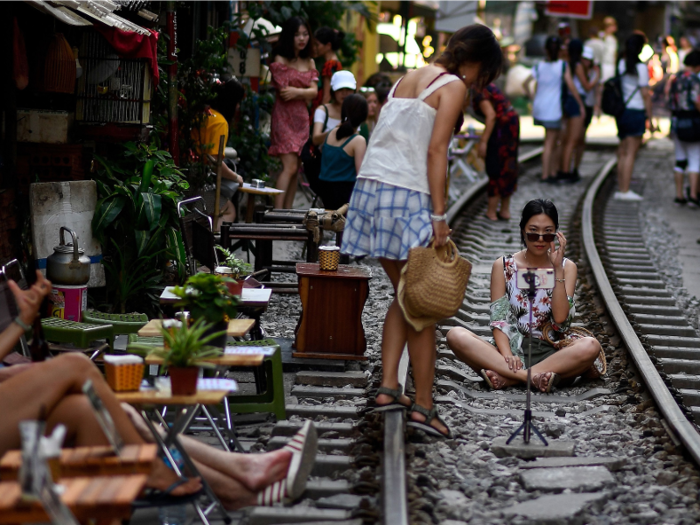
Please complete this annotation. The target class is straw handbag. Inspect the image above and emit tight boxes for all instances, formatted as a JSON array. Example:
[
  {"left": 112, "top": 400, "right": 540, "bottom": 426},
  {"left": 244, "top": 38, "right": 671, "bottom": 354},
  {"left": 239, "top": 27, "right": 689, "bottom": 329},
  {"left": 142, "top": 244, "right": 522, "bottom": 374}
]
[
  {"left": 542, "top": 323, "right": 607, "bottom": 378},
  {"left": 397, "top": 239, "right": 472, "bottom": 332}
]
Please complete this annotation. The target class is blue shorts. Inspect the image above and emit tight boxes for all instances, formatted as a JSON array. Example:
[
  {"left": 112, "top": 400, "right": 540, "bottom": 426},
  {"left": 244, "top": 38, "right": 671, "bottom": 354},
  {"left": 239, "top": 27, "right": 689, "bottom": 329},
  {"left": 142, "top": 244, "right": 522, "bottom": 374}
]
[
  {"left": 616, "top": 109, "right": 646, "bottom": 139},
  {"left": 534, "top": 118, "right": 562, "bottom": 130},
  {"left": 563, "top": 95, "right": 581, "bottom": 118}
]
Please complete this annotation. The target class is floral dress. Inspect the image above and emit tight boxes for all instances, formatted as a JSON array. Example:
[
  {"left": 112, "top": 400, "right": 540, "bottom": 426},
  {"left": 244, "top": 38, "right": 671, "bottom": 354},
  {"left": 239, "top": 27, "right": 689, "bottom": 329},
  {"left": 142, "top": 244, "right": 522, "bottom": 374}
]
[
  {"left": 489, "top": 254, "right": 575, "bottom": 363},
  {"left": 471, "top": 84, "right": 520, "bottom": 198},
  {"left": 268, "top": 62, "right": 319, "bottom": 157}
]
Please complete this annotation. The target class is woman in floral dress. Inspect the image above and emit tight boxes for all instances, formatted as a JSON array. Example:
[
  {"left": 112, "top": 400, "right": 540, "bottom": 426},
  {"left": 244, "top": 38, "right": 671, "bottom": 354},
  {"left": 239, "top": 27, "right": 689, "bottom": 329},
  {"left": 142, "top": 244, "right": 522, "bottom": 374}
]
[
  {"left": 269, "top": 17, "right": 319, "bottom": 209},
  {"left": 471, "top": 83, "right": 520, "bottom": 221},
  {"left": 447, "top": 199, "right": 601, "bottom": 392}
]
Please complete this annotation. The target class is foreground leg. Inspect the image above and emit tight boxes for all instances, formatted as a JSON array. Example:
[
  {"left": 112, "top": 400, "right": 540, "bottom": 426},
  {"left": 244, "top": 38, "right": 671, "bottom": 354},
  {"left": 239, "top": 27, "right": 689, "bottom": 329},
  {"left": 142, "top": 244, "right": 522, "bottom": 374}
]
[
  {"left": 541, "top": 129, "right": 560, "bottom": 180},
  {"left": 275, "top": 153, "right": 298, "bottom": 209},
  {"left": 528, "top": 337, "right": 601, "bottom": 379},
  {"left": 447, "top": 328, "right": 523, "bottom": 387}
]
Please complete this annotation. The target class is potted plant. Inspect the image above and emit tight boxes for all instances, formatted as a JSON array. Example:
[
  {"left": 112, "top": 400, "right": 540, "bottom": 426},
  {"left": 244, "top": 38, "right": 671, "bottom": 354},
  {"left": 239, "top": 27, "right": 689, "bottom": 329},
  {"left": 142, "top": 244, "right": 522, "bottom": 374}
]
[
  {"left": 215, "top": 246, "right": 252, "bottom": 295},
  {"left": 128, "top": 318, "right": 224, "bottom": 395},
  {"left": 171, "top": 273, "right": 239, "bottom": 348}
]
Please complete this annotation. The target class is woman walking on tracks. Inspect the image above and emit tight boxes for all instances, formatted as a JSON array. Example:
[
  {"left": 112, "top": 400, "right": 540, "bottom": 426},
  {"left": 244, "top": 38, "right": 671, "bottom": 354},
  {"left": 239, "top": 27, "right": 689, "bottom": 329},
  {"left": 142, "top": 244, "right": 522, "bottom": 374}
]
[
  {"left": 446, "top": 199, "right": 602, "bottom": 393},
  {"left": 341, "top": 25, "right": 502, "bottom": 438}
]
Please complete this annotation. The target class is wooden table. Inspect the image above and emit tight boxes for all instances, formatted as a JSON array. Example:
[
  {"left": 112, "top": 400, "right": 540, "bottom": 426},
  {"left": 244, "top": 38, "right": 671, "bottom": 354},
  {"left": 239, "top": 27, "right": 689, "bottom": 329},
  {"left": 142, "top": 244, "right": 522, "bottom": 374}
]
[
  {"left": 159, "top": 286, "right": 272, "bottom": 308},
  {"left": 144, "top": 353, "right": 265, "bottom": 367},
  {"left": 137, "top": 318, "right": 255, "bottom": 338},
  {"left": 0, "top": 444, "right": 157, "bottom": 481},
  {"left": 293, "top": 263, "right": 371, "bottom": 360},
  {"left": 115, "top": 389, "right": 229, "bottom": 406},
  {"left": 0, "top": 474, "right": 147, "bottom": 524},
  {"left": 238, "top": 183, "right": 284, "bottom": 223}
]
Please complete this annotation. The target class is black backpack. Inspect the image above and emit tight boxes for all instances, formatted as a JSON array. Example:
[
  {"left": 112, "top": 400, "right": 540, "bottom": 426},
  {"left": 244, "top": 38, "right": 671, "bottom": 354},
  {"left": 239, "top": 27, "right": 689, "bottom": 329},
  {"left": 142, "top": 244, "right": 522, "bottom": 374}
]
[{"left": 602, "top": 75, "right": 639, "bottom": 118}]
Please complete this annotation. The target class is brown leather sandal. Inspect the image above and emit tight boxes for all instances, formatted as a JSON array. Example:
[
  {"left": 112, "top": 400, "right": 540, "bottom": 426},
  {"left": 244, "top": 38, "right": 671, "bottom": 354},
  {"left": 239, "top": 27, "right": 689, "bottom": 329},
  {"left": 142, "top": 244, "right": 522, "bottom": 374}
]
[
  {"left": 531, "top": 372, "right": 561, "bottom": 393},
  {"left": 480, "top": 369, "right": 508, "bottom": 390}
]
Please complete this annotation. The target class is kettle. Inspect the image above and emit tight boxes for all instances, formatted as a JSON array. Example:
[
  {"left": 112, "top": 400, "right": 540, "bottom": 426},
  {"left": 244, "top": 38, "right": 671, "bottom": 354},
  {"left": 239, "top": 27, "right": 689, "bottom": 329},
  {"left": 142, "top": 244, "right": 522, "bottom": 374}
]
[{"left": 46, "top": 227, "right": 91, "bottom": 285}]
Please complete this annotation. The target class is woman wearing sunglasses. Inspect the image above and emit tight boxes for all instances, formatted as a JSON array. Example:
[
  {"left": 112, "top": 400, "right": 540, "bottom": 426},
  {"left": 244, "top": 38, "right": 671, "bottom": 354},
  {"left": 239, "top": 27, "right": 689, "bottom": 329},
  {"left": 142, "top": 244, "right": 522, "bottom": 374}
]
[{"left": 446, "top": 199, "right": 601, "bottom": 392}]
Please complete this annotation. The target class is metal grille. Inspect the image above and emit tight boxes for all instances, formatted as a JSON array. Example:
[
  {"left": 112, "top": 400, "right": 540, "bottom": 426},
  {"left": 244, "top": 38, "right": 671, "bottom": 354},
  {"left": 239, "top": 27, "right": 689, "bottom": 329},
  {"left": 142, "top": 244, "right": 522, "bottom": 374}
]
[{"left": 76, "top": 32, "right": 151, "bottom": 124}]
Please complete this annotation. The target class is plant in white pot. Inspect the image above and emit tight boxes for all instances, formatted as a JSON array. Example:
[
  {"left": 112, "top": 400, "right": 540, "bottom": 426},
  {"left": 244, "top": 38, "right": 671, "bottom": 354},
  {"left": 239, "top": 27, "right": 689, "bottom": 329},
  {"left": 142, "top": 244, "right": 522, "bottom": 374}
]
[{"left": 215, "top": 246, "right": 252, "bottom": 295}]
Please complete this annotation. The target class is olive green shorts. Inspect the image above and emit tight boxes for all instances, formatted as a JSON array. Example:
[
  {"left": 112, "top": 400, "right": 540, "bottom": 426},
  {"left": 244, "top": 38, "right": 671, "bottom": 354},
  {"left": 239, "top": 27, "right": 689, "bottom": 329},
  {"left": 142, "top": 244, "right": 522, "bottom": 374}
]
[{"left": 521, "top": 338, "right": 558, "bottom": 369}]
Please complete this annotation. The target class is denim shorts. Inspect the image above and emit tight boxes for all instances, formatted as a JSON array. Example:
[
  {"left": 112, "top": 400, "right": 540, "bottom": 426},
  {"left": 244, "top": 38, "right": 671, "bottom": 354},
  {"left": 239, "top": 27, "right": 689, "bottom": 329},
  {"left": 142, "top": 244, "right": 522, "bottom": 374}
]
[
  {"left": 616, "top": 109, "right": 646, "bottom": 139},
  {"left": 563, "top": 95, "right": 581, "bottom": 118},
  {"left": 534, "top": 118, "right": 562, "bottom": 130}
]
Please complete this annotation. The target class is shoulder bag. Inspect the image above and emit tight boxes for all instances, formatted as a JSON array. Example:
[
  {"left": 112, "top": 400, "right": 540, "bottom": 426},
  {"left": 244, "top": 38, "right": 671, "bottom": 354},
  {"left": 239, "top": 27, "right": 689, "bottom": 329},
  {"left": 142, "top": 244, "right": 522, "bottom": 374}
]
[
  {"left": 300, "top": 105, "right": 329, "bottom": 192},
  {"left": 675, "top": 77, "right": 700, "bottom": 142},
  {"left": 602, "top": 74, "right": 639, "bottom": 118}
]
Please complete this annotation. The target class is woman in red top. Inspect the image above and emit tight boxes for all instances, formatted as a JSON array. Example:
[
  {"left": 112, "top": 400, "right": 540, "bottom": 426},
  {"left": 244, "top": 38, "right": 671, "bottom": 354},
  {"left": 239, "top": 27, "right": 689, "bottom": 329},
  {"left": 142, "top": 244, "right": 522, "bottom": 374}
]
[
  {"left": 312, "top": 27, "right": 344, "bottom": 111},
  {"left": 269, "top": 17, "right": 319, "bottom": 209}
]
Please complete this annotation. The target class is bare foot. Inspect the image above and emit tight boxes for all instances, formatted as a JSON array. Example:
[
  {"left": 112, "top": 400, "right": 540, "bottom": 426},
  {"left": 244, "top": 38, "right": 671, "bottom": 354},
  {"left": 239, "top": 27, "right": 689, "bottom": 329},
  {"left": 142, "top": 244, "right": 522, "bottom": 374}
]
[
  {"left": 482, "top": 369, "right": 515, "bottom": 390},
  {"left": 147, "top": 459, "right": 202, "bottom": 495},
  {"left": 236, "top": 449, "right": 293, "bottom": 492}
]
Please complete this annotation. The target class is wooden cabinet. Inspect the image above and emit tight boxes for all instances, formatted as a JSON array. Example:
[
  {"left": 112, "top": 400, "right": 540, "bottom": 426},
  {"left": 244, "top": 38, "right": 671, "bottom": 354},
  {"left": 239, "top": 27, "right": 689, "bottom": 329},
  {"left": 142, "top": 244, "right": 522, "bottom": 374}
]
[{"left": 293, "top": 263, "right": 371, "bottom": 360}]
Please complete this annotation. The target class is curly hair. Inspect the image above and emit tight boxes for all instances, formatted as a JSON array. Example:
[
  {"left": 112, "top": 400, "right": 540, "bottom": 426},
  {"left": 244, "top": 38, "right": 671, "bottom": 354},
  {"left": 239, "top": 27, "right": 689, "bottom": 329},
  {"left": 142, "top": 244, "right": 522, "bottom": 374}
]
[{"left": 433, "top": 24, "right": 502, "bottom": 89}]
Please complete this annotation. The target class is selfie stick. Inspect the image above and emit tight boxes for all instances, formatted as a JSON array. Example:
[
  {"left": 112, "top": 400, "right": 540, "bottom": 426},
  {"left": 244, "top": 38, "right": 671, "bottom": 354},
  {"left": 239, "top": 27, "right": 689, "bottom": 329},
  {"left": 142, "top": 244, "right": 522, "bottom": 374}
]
[{"left": 506, "top": 269, "right": 548, "bottom": 446}]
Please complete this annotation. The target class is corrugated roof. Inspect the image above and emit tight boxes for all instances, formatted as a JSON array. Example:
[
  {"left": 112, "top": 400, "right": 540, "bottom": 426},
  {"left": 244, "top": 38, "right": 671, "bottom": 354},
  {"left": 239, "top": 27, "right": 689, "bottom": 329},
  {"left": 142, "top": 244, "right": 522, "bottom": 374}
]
[{"left": 25, "top": 0, "right": 151, "bottom": 35}]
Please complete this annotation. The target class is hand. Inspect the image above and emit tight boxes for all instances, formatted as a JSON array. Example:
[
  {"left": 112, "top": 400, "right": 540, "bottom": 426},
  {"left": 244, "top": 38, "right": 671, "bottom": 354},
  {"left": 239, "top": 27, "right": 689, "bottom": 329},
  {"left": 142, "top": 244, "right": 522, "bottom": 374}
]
[
  {"left": 279, "top": 87, "right": 298, "bottom": 101},
  {"left": 236, "top": 174, "right": 244, "bottom": 185},
  {"left": 648, "top": 119, "right": 658, "bottom": 133},
  {"left": 477, "top": 141, "right": 488, "bottom": 159},
  {"left": 579, "top": 104, "right": 586, "bottom": 118},
  {"left": 549, "top": 231, "right": 566, "bottom": 269},
  {"left": 8, "top": 271, "right": 51, "bottom": 327},
  {"left": 432, "top": 220, "right": 451, "bottom": 248},
  {"left": 504, "top": 353, "right": 523, "bottom": 371}
]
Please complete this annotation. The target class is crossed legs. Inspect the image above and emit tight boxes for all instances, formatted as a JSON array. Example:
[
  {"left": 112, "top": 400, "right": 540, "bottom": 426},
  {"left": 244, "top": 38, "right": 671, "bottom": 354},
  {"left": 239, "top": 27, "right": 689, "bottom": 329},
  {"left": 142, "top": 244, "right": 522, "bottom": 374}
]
[{"left": 446, "top": 328, "right": 600, "bottom": 389}]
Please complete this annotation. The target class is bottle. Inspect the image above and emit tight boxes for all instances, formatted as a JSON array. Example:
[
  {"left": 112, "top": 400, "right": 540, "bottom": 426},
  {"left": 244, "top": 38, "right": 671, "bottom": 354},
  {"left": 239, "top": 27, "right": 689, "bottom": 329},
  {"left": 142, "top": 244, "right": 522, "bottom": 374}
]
[
  {"left": 158, "top": 504, "right": 187, "bottom": 525},
  {"left": 29, "top": 316, "right": 49, "bottom": 362}
]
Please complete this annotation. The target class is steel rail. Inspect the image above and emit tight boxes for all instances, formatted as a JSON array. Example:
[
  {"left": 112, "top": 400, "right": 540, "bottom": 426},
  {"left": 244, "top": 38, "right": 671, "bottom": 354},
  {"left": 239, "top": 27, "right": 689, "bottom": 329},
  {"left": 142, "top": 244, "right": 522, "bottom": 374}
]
[{"left": 581, "top": 157, "right": 700, "bottom": 465}]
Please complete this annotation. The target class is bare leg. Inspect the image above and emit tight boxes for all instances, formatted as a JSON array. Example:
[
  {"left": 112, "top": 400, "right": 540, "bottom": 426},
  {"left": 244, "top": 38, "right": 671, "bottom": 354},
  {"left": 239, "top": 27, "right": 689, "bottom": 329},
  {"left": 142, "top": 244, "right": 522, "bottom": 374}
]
[
  {"left": 195, "top": 461, "right": 257, "bottom": 510},
  {"left": 284, "top": 168, "right": 299, "bottom": 209},
  {"left": 574, "top": 125, "right": 587, "bottom": 170},
  {"left": 380, "top": 259, "right": 446, "bottom": 434},
  {"left": 617, "top": 136, "right": 642, "bottom": 193},
  {"left": 542, "top": 129, "right": 560, "bottom": 180},
  {"left": 675, "top": 170, "right": 685, "bottom": 200},
  {"left": 528, "top": 337, "right": 601, "bottom": 379},
  {"left": 561, "top": 116, "right": 584, "bottom": 173},
  {"left": 486, "top": 195, "right": 499, "bottom": 221},
  {"left": 275, "top": 153, "right": 298, "bottom": 209},
  {"left": 689, "top": 171, "right": 699, "bottom": 200},
  {"left": 498, "top": 195, "right": 511, "bottom": 220}
]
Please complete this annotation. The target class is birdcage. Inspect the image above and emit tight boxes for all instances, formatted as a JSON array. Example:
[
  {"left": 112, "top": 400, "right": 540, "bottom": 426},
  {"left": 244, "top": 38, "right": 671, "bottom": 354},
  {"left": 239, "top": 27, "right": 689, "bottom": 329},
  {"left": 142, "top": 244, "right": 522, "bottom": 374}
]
[{"left": 75, "top": 32, "right": 151, "bottom": 124}]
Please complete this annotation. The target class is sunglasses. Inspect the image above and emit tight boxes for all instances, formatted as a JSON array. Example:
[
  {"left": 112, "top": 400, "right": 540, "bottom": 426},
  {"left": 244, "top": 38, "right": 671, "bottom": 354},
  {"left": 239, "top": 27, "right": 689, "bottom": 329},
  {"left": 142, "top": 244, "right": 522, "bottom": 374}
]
[{"left": 526, "top": 232, "right": 557, "bottom": 243}]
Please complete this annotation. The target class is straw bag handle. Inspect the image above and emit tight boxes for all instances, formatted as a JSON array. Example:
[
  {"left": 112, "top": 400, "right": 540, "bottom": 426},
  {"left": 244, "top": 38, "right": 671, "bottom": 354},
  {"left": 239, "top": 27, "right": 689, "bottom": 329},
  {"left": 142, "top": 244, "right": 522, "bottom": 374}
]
[{"left": 431, "top": 238, "right": 460, "bottom": 267}]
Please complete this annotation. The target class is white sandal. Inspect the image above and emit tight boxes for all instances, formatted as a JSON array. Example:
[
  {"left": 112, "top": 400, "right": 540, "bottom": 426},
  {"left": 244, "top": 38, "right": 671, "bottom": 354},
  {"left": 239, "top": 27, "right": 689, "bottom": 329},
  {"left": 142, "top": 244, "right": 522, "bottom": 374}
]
[{"left": 256, "top": 420, "right": 318, "bottom": 505}]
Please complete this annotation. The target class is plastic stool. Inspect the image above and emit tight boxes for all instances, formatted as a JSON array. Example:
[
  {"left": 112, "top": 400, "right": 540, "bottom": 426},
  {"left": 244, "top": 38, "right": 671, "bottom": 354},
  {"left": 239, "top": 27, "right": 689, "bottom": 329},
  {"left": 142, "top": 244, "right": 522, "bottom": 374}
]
[
  {"left": 41, "top": 318, "right": 114, "bottom": 349},
  {"left": 82, "top": 311, "right": 148, "bottom": 347}
]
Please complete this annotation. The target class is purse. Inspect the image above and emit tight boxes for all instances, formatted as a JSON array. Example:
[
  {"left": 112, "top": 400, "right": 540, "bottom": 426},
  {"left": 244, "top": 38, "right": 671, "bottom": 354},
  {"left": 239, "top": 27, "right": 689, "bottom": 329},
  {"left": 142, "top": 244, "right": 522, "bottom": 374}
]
[
  {"left": 300, "top": 105, "right": 329, "bottom": 192},
  {"left": 541, "top": 323, "right": 607, "bottom": 379},
  {"left": 397, "top": 238, "right": 472, "bottom": 332}
]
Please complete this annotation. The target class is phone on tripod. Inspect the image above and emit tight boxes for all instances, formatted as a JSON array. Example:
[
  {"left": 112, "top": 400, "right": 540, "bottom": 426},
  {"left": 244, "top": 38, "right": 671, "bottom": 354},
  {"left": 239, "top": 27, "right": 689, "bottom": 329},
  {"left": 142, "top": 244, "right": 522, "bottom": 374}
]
[{"left": 516, "top": 268, "right": 555, "bottom": 290}]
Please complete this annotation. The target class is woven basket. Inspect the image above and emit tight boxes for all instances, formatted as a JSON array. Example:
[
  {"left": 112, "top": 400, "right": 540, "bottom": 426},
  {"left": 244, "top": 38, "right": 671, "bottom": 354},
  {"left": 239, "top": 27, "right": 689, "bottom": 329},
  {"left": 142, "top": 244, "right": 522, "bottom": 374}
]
[
  {"left": 542, "top": 324, "right": 607, "bottom": 377},
  {"left": 318, "top": 248, "right": 340, "bottom": 271},
  {"left": 397, "top": 239, "right": 472, "bottom": 331},
  {"left": 105, "top": 362, "right": 144, "bottom": 392}
]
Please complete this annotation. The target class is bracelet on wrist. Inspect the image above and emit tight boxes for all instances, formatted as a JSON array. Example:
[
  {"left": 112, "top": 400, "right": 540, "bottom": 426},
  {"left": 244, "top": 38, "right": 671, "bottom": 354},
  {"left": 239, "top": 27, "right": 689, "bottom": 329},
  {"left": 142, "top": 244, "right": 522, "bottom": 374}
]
[
  {"left": 14, "top": 316, "right": 31, "bottom": 331},
  {"left": 556, "top": 278, "right": 566, "bottom": 283},
  {"left": 430, "top": 213, "right": 447, "bottom": 222}
]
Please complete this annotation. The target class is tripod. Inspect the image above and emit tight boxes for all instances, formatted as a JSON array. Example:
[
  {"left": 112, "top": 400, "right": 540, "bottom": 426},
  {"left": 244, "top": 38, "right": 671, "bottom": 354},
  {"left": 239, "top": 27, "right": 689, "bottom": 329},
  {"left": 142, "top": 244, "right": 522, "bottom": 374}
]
[{"left": 506, "top": 270, "right": 548, "bottom": 446}]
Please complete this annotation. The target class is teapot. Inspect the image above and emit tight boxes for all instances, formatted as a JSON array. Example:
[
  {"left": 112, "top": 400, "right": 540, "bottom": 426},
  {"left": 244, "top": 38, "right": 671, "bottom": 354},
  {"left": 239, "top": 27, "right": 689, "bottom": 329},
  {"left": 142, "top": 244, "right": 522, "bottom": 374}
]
[{"left": 46, "top": 227, "right": 91, "bottom": 285}]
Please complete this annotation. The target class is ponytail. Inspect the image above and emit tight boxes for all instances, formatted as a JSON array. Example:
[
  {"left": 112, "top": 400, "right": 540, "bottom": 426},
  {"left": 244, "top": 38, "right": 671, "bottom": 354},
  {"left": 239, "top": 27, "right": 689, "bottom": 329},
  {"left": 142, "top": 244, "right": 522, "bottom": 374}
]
[
  {"left": 336, "top": 94, "right": 368, "bottom": 141},
  {"left": 315, "top": 27, "right": 345, "bottom": 51}
]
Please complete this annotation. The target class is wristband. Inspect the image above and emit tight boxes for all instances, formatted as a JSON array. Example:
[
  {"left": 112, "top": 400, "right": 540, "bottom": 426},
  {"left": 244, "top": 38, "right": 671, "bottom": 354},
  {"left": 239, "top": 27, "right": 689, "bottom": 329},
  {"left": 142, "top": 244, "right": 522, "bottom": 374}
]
[
  {"left": 556, "top": 278, "right": 566, "bottom": 283},
  {"left": 14, "top": 316, "right": 31, "bottom": 331},
  {"left": 430, "top": 213, "right": 447, "bottom": 222}
]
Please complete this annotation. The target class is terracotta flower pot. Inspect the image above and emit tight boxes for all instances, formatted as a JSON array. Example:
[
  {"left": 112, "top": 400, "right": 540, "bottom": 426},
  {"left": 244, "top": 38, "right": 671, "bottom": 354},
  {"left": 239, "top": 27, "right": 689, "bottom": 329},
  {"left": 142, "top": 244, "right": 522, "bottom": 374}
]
[
  {"left": 169, "top": 367, "right": 198, "bottom": 396},
  {"left": 225, "top": 278, "right": 244, "bottom": 296}
]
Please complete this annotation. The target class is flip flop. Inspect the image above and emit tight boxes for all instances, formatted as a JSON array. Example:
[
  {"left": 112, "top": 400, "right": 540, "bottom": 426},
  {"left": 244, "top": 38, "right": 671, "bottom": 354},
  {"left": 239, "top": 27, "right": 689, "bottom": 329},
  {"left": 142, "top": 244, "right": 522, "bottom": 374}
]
[
  {"left": 406, "top": 403, "right": 452, "bottom": 439},
  {"left": 365, "top": 386, "right": 411, "bottom": 413},
  {"left": 532, "top": 372, "right": 561, "bottom": 393},
  {"left": 480, "top": 369, "right": 507, "bottom": 390},
  {"left": 257, "top": 420, "right": 318, "bottom": 505}
]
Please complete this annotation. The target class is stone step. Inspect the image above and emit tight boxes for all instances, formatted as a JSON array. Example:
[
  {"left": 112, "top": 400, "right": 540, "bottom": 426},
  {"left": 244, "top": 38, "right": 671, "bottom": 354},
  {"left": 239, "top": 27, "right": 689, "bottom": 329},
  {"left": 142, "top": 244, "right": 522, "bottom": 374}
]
[
  {"left": 520, "top": 466, "right": 615, "bottom": 492},
  {"left": 295, "top": 371, "right": 368, "bottom": 388},
  {"left": 518, "top": 456, "right": 625, "bottom": 471},
  {"left": 623, "top": 295, "right": 678, "bottom": 306},
  {"left": 503, "top": 493, "right": 607, "bottom": 522},
  {"left": 285, "top": 404, "right": 360, "bottom": 419},
  {"left": 646, "top": 335, "right": 700, "bottom": 348},
  {"left": 248, "top": 507, "right": 352, "bottom": 525},
  {"left": 668, "top": 373, "right": 700, "bottom": 390},
  {"left": 271, "top": 421, "right": 356, "bottom": 438},
  {"left": 639, "top": 324, "right": 698, "bottom": 337},
  {"left": 628, "top": 304, "right": 683, "bottom": 316},
  {"left": 291, "top": 386, "right": 366, "bottom": 400},
  {"left": 633, "top": 314, "right": 689, "bottom": 326},
  {"left": 658, "top": 358, "right": 700, "bottom": 375},
  {"left": 651, "top": 347, "right": 700, "bottom": 360},
  {"left": 268, "top": 436, "right": 355, "bottom": 453}
]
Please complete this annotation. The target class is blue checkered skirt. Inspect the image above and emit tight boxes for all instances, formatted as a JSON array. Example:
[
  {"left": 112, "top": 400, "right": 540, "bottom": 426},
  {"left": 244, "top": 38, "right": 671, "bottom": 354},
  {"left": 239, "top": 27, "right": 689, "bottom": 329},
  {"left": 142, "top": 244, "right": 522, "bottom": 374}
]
[{"left": 341, "top": 178, "right": 433, "bottom": 260}]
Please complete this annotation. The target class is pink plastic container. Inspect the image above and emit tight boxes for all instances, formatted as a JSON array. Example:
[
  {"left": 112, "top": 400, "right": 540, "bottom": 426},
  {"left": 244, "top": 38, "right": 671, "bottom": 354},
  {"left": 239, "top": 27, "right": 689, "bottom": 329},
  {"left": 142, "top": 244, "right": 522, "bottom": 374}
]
[{"left": 48, "top": 284, "right": 88, "bottom": 322}]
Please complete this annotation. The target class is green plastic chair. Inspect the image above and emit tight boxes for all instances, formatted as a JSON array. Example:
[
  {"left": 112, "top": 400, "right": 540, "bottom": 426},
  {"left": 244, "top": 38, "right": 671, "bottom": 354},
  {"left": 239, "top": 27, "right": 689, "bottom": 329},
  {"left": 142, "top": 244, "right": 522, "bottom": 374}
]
[
  {"left": 41, "top": 318, "right": 114, "bottom": 349},
  {"left": 82, "top": 310, "right": 149, "bottom": 348}
]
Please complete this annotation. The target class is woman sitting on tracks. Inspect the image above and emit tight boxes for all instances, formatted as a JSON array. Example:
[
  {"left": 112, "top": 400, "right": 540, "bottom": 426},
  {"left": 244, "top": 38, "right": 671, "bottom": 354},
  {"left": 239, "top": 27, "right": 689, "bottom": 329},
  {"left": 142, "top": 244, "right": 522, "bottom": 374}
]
[
  {"left": 446, "top": 199, "right": 602, "bottom": 393},
  {"left": 341, "top": 24, "right": 503, "bottom": 438}
]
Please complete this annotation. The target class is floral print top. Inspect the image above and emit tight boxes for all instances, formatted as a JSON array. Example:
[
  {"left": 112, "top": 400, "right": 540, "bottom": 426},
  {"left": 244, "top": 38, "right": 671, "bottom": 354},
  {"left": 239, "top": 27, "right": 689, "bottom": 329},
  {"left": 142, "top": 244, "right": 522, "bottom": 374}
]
[{"left": 489, "top": 254, "right": 575, "bottom": 360}]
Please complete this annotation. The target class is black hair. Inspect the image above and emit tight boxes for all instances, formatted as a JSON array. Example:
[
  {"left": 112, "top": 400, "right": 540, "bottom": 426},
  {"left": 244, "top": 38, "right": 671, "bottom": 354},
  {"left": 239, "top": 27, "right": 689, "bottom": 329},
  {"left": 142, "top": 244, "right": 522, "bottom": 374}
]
[
  {"left": 545, "top": 36, "right": 561, "bottom": 62},
  {"left": 315, "top": 27, "right": 345, "bottom": 51},
  {"left": 685, "top": 50, "right": 700, "bottom": 67},
  {"left": 210, "top": 76, "right": 245, "bottom": 122},
  {"left": 568, "top": 38, "right": 583, "bottom": 73},
  {"left": 434, "top": 24, "right": 502, "bottom": 89},
  {"left": 336, "top": 94, "right": 368, "bottom": 141},
  {"left": 623, "top": 33, "right": 646, "bottom": 77},
  {"left": 271, "top": 16, "right": 313, "bottom": 61},
  {"left": 519, "top": 199, "right": 559, "bottom": 245},
  {"left": 364, "top": 73, "right": 393, "bottom": 104}
]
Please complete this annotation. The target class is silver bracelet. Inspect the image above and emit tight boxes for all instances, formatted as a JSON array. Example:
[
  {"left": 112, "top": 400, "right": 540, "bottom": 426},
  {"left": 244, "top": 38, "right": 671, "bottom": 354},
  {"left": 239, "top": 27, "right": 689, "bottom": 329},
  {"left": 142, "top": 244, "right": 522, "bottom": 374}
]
[
  {"left": 14, "top": 316, "right": 31, "bottom": 331},
  {"left": 430, "top": 213, "right": 447, "bottom": 222},
  {"left": 556, "top": 278, "right": 566, "bottom": 283}
]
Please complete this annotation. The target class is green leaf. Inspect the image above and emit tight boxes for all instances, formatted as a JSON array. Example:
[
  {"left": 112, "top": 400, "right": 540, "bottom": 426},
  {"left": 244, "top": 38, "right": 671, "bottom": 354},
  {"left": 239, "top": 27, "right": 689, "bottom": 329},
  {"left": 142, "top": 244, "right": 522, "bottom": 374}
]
[
  {"left": 136, "top": 192, "right": 162, "bottom": 231},
  {"left": 92, "top": 195, "right": 126, "bottom": 236},
  {"left": 134, "top": 230, "right": 150, "bottom": 257}
]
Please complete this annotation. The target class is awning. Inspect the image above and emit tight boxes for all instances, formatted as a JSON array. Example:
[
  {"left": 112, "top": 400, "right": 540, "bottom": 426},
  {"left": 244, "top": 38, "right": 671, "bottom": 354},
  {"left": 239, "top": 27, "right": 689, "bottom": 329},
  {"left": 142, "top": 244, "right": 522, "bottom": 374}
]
[
  {"left": 25, "top": 0, "right": 152, "bottom": 35},
  {"left": 435, "top": 0, "right": 478, "bottom": 33}
]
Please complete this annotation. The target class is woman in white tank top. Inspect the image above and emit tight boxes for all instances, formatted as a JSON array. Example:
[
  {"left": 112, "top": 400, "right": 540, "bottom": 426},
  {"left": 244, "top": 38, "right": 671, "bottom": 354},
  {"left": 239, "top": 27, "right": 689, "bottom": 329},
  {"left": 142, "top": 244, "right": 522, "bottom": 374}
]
[{"left": 342, "top": 25, "right": 503, "bottom": 438}]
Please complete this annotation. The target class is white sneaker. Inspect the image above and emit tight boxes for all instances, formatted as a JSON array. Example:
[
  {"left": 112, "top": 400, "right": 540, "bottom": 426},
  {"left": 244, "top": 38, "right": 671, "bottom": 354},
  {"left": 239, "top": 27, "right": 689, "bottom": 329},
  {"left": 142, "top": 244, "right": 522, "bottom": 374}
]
[
  {"left": 613, "top": 191, "right": 623, "bottom": 200},
  {"left": 614, "top": 190, "right": 643, "bottom": 201}
]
